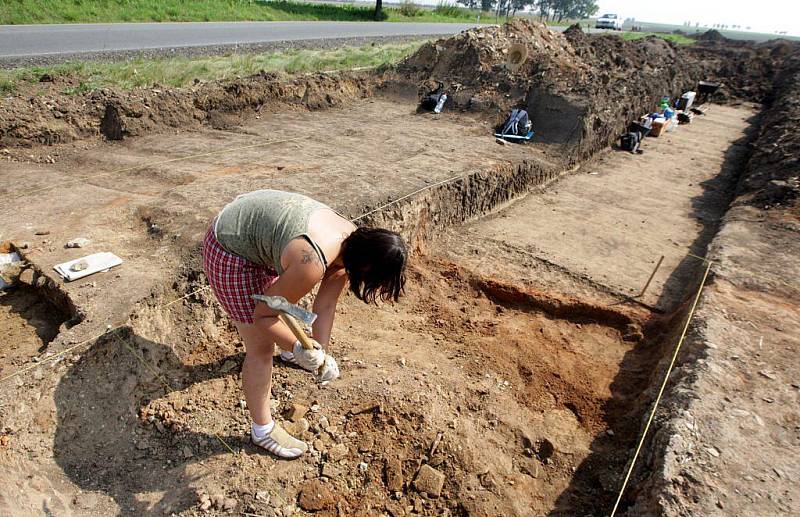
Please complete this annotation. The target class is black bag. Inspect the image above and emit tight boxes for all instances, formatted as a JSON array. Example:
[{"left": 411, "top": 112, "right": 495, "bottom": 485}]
[
  {"left": 620, "top": 132, "right": 640, "bottom": 152},
  {"left": 500, "top": 109, "right": 531, "bottom": 136},
  {"left": 420, "top": 83, "right": 445, "bottom": 111}
]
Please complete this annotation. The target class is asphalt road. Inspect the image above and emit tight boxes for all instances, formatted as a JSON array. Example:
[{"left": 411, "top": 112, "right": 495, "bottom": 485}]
[{"left": 0, "top": 21, "right": 483, "bottom": 58}]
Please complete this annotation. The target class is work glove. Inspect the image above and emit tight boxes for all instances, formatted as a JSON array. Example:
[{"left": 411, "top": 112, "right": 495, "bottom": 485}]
[
  {"left": 291, "top": 340, "right": 325, "bottom": 372},
  {"left": 317, "top": 355, "right": 340, "bottom": 386}
]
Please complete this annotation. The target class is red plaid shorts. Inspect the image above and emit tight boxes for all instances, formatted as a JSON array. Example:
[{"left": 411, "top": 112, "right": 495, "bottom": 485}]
[{"left": 202, "top": 226, "right": 279, "bottom": 324}]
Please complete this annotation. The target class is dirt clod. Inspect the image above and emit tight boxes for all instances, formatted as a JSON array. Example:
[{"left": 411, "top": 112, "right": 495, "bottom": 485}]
[
  {"left": 385, "top": 457, "right": 404, "bottom": 492},
  {"left": 297, "top": 479, "right": 336, "bottom": 511}
]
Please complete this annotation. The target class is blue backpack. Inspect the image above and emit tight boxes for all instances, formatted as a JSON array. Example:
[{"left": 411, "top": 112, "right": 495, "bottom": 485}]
[{"left": 500, "top": 109, "right": 532, "bottom": 136}]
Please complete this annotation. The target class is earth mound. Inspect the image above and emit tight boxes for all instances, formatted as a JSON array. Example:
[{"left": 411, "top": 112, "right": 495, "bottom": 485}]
[{"left": 397, "top": 20, "right": 703, "bottom": 159}]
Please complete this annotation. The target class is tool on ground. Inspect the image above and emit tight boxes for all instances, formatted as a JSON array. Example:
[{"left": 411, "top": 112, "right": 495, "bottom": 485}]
[{"left": 252, "top": 295, "right": 339, "bottom": 385}]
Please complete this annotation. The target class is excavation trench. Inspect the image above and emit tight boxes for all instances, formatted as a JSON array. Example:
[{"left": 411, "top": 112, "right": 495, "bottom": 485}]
[
  {"left": 0, "top": 99, "right": 758, "bottom": 516},
  {"left": 0, "top": 95, "right": 758, "bottom": 517}
]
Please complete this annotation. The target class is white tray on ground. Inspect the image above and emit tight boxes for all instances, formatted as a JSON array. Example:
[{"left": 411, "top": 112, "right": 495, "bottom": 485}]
[{"left": 54, "top": 252, "right": 123, "bottom": 281}]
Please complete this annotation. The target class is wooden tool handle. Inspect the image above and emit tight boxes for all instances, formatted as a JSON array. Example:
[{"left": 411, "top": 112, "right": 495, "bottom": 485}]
[{"left": 279, "top": 313, "right": 315, "bottom": 350}]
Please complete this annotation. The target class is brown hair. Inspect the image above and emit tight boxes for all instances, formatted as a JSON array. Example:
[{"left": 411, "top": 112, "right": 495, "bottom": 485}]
[{"left": 341, "top": 227, "right": 407, "bottom": 303}]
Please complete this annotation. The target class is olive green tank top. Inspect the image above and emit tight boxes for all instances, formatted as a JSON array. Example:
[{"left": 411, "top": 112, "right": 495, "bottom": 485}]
[{"left": 213, "top": 190, "right": 330, "bottom": 274}]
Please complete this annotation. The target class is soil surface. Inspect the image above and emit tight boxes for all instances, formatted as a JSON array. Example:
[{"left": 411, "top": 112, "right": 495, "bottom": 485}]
[{"left": 437, "top": 104, "right": 758, "bottom": 312}]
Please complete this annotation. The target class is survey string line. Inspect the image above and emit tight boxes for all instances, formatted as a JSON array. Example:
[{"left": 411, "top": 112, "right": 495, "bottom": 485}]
[
  {"left": 609, "top": 260, "right": 713, "bottom": 516},
  {"left": 0, "top": 173, "right": 467, "bottom": 386},
  {"left": 118, "top": 334, "right": 237, "bottom": 455}
]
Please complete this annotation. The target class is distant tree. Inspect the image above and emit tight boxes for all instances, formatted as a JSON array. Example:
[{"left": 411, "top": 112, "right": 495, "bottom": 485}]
[
  {"left": 511, "top": 0, "right": 534, "bottom": 15},
  {"left": 457, "top": 0, "right": 480, "bottom": 8},
  {"left": 546, "top": 0, "right": 597, "bottom": 22}
]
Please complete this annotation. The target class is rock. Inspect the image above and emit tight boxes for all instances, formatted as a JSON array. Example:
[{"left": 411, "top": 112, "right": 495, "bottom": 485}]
[
  {"left": 385, "top": 458, "right": 404, "bottom": 491},
  {"left": 321, "top": 463, "right": 342, "bottom": 478},
  {"left": 521, "top": 460, "right": 540, "bottom": 478},
  {"left": 199, "top": 495, "right": 212, "bottom": 511},
  {"left": 182, "top": 446, "right": 194, "bottom": 458},
  {"left": 495, "top": 138, "right": 507, "bottom": 146},
  {"left": 220, "top": 360, "right": 237, "bottom": 373},
  {"left": 284, "top": 418, "right": 309, "bottom": 436},
  {"left": 318, "top": 415, "right": 330, "bottom": 429},
  {"left": 414, "top": 465, "right": 445, "bottom": 497},
  {"left": 255, "top": 490, "right": 270, "bottom": 502},
  {"left": 34, "top": 230, "right": 50, "bottom": 236},
  {"left": 18, "top": 268, "right": 36, "bottom": 285},
  {"left": 358, "top": 461, "right": 369, "bottom": 473},
  {"left": 70, "top": 260, "right": 88, "bottom": 272},
  {"left": 297, "top": 480, "right": 335, "bottom": 511},
  {"left": 706, "top": 446, "right": 720, "bottom": 458},
  {"left": 66, "top": 237, "right": 90, "bottom": 248},
  {"left": 327, "top": 443, "right": 349, "bottom": 462},
  {"left": 287, "top": 403, "right": 309, "bottom": 422},
  {"left": 222, "top": 498, "right": 237, "bottom": 511}
]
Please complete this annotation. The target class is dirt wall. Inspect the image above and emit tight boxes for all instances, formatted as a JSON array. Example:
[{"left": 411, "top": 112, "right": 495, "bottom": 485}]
[{"left": 0, "top": 70, "right": 376, "bottom": 147}]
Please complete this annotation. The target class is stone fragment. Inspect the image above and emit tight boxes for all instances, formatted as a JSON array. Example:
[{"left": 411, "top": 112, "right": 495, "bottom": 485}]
[
  {"left": 284, "top": 418, "right": 309, "bottom": 436},
  {"left": 327, "top": 443, "right": 349, "bottom": 462},
  {"left": 297, "top": 480, "right": 335, "bottom": 511},
  {"left": 70, "top": 260, "right": 88, "bottom": 272},
  {"left": 287, "top": 403, "right": 309, "bottom": 422},
  {"left": 18, "top": 268, "right": 36, "bottom": 285},
  {"left": 385, "top": 457, "right": 404, "bottom": 492},
  {"left": 414, "top": 465, "right": 445, "bottom": 497},
  {"left": 66, "top": 237, "right": 90, "bottom": 248},
  {"left": 321, "top": 463, "right": 342, "bottom": 478}
]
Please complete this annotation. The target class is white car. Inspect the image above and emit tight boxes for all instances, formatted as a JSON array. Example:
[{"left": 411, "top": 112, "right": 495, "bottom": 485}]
[{"left": 596, "top": 13, "right": 623, "bottom": 30}]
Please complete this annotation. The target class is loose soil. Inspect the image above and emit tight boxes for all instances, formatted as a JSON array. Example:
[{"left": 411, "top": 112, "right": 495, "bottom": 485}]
[
  {"left": 1, "top": 20, "right": 799, "bottom": 517},
  {"left": 0, "top": 285, "right": 68, "bottom": 376}
]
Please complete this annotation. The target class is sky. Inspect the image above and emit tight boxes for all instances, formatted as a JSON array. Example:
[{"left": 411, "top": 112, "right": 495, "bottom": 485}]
[{"left": 596, "top": 0, "right": 800, "bottom": 36}]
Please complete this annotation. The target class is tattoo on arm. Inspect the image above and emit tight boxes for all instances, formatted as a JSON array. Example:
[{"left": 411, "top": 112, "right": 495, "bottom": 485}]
[{"left": 301, "top": 249, "right": 320, "bottom": 266}]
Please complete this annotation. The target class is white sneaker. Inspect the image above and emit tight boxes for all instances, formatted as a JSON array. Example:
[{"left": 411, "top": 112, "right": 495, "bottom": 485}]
[{"left": 251, "top": 423, "right": 308, "bottom": 459}]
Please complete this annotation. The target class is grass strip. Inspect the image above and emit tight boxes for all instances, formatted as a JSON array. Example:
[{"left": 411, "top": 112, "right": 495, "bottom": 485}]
[
  {"left": 616, "top": 31, "right": 695, "bottom": 45},
  {"left": 0, "top": 41, "right": 425, "bottom": 95},
  {"left": 0, "top": 0, "right": 479, "bottom": 25}
]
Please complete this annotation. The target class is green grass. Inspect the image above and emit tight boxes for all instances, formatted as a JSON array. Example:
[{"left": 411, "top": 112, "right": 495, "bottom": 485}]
[
  {"left": 617, "top": 31, "right": 695, "bottom": 45},
  {"left": 0, "top": 0, "right": 479, "bottom": 24},
  {"left": 0, "top": 41, "right": 425, "bottom": 94}
]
